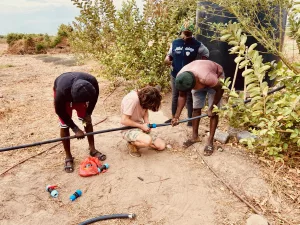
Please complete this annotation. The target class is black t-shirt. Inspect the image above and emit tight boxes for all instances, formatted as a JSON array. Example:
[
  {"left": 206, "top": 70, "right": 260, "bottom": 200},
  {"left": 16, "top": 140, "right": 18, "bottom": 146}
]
[{"left": 54, "top": 72, "right": 99, "bottom": 130}]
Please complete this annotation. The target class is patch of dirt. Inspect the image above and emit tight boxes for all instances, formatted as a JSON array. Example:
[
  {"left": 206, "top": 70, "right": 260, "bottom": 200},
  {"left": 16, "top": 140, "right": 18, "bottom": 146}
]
[{"left": 0, "top": 42, "right": 299, "bottom": 225}]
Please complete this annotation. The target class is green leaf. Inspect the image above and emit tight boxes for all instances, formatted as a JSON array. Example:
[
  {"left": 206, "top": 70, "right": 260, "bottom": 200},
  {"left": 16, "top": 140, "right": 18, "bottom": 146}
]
[
  {"left": 262, "top": 86, "right": 269, "bottom": 96},
  {"left": 240, "top": 34, "right": 247, "bottom": 45},
  {"left": 245, "top": 77, "right": 258, "bottom": 85},
  {"left": 258, "top": 65, "right": 271, "bottom": 73},
  {"left": 220, "top": 34, "right": 232, "bottom": 41},
  {"left": 234, "top": 56, "right": 244, "bottom": 63},
  {"left": 248, "top": 43, "right": 257, "bottom": 53},
  {"left": 229, "top": 91, "right": 239, "bottom": 98},
  {"left": 229, "top": 46, "right": 240, "bottom": 54},
  {"left": 242, "top": 69, "right": 254, "bottom": 76},
  {"left": 239, "top": 60, "right": 250, "bottom": 69}
]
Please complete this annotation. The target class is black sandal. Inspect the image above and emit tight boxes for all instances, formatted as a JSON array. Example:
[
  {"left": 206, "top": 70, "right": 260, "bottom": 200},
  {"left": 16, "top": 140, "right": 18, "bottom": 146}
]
[
  {"left": 182, "top": 137, "right": 201, "bottom": 148},
  {"left": 90, "top": 150, "right": 107, "bottom": 161},
  {"left": 204, "top": 145, "right": 214, "bottom": 156},
  {"left": 64, "top": 158, "right": 74, "bottom": 173}
]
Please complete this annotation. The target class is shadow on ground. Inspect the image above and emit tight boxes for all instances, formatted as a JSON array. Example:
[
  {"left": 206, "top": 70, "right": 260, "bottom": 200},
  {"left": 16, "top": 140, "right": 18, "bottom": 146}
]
[{"left": 35, "top": 55, "right": 78, "bottom": 67}]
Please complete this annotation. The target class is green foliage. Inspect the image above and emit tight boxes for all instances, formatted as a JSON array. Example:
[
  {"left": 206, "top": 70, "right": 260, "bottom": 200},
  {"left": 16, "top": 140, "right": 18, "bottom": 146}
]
[
  {"left": 288, "top": 2, "right": 300, "bottom": 53},
  {"left": 202, "top": 0, "right": 300, "bottom": 74},
  {"left": 6, "top": 33, "right": 25, "bottom": 45},
  {"left": 35, "top": 42, "right": 46, "bottom": 53},
  {"left": 69, "top": 0, "right": 197, "bottom": 88},
  {"left": 219, "top": 22, "right": 300, "bottom": 163}
]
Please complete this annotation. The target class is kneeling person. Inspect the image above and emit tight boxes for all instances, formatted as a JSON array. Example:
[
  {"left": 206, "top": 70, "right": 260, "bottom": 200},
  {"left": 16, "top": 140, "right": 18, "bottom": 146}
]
[{"left": 121, "top": 86, "right": 166, "bottom": 157}]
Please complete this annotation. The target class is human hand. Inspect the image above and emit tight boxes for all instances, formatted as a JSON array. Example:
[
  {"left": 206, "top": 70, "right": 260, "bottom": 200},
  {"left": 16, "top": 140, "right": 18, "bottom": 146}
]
[
  {"left": 171, "top": 118, "right": 179, "bottom": 126},
  {"left": 140, "top": 123, "right": 151, "bottom": 133},
  {"left": 75, "top": 129, "right": 85, "bottom": 139},
  {"left": 207, "top": 108, "right": 216, "bottom": 117}
]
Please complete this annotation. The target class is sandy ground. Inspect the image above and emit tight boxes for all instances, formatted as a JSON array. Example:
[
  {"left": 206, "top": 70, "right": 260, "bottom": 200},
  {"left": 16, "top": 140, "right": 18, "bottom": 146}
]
[{"left": 0, "top": 43, "right": 299, "bottom": 225}]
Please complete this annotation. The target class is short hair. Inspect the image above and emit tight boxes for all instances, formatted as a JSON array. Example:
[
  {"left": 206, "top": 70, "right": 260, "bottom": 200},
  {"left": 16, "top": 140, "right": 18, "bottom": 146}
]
[{"left": 137, "top": 86, "right": 162, "bottom": 111}]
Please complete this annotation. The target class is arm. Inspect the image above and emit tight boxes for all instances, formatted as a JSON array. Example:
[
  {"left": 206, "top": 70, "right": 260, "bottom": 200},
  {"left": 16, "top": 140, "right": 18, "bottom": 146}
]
[
  {"left": 121, "top": 114, "right": 150, "bottom": 132},
  {"left": 208, "top": 81, "right": 224, "bottom": 116},
  {"left": 196, "top": 44, "right": 209, "bottom": 60},
  {"left": 143, "top": 110, "right": 150, "bottom": 124},
  {"left": 164, "top": 43, "right": 173, "bottom": 66},
  {"left": 171, "top": 91, "right": 187, "bottom": 126}
]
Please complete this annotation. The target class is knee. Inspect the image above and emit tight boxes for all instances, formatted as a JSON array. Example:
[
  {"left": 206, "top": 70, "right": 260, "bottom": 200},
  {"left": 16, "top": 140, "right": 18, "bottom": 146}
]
[
  {"left": 155, "top": 139, "right": 166, "bottom": 151},
  {"left": 143, "top": 135, "right": 153, "bottom": 146}
]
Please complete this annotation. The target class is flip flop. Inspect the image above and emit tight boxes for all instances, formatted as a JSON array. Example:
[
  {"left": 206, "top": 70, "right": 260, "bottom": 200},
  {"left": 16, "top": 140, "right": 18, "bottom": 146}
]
[
  {"left": 183, "top": 137, "right": 201, "bottom": 148},
  {"left": 204, "top": 145, "right": 214, "bottom": 156},
  {"left": 90, "top": 150, "right": 107, "bottom": 161},
  {"left": 64, "top": 158, "right": 74, "bottom": 173}
]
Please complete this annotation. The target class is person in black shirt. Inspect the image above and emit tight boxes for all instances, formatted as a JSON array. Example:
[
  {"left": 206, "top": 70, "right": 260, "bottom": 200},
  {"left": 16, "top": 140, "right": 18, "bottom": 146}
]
[{"left": 53, "top": 72, "right": 105, "bottom": 173}]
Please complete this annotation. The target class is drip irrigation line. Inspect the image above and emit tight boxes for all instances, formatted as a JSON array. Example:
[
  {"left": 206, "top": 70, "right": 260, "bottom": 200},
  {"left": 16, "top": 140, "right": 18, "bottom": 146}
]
[
  {"left": 78, "top": 213, "right": 136, "bottom": 225},
  {"left": 0, "top": 85, "right": 285, "bottom": 153}
]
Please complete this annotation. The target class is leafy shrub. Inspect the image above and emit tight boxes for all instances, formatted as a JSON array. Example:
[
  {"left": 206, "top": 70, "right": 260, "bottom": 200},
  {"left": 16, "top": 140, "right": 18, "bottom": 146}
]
[
  {"left": 35, "top": 42, "right": 46, "bottom": 53},
  {"left": 69, "top": 0, "right": 197, "bottom": 89},
  {"left": 216, "top": 22, "right": 300, "bottom": 164},
  {"left": 6, "top": 33, "right": 25, "bottom": 45}
]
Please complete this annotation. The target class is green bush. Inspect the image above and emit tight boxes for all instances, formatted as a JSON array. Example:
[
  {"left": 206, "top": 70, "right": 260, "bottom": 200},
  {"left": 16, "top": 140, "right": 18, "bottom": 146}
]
[
  {"left": 216, "top": 22, "right": 300, "bottom": 164},
  {"left": 69, "top": 0, "right": 197, "bottom": 89},
  {"left": 6, "top": 33, "right": 25, "bottom": 45},
  {"left": 35, "top": 42, "right": 46, "bottom": 53}
]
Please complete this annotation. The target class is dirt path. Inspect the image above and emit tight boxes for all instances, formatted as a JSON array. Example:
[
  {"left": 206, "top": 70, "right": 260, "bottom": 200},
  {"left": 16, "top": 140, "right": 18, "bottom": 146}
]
[{"left": 0, "top": 45, "right": 299, "bottom": 225}]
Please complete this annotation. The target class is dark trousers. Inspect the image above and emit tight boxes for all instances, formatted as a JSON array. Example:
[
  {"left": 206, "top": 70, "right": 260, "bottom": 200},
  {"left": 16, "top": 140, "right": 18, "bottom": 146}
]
[{"left": 171, "top": 75, "right": 193, "bottom": 118}]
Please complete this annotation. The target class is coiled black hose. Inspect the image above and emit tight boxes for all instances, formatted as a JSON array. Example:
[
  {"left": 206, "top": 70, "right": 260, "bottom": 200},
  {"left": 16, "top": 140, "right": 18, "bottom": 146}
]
[{"left": 78, "top": 213, "right": 136, "bottom": 225}]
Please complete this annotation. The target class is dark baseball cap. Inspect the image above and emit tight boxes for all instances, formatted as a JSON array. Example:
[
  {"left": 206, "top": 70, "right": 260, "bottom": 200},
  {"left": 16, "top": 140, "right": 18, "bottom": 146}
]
[
  {"left": 71, "top": 79, "right": 96, "bottom": 102},
  {"left": 175, "top": 71, "right": 196, "bottom": 92}
]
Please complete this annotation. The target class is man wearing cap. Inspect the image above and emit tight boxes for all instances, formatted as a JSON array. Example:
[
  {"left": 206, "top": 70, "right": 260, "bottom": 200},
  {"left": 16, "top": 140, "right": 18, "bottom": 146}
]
[
  {"left": 171, "top": 60, "right": 224, "bottom": 156},
  {"left": 164, "top": 21, "right": 209, "bottom": 126},
  {"left": 53, "top": 72, "right": 104, "bottom": 173}
]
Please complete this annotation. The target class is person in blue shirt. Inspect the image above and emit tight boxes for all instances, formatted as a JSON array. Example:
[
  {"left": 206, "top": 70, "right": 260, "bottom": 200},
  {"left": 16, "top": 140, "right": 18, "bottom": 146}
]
[{"left": 164, "top": 21, "right": 209, "bottom": 126}]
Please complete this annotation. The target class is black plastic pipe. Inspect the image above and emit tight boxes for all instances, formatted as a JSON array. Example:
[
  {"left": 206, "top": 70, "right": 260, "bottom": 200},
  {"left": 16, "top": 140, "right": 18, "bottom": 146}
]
[
  {"left": 0, "top": 85, "right": 285, "bottom": 152},
  {"left": 78, "top": 213, "right": 136, "bottom": 225}
]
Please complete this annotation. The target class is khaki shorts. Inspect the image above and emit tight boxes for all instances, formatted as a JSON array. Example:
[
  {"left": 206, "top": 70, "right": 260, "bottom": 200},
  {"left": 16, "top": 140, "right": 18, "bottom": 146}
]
[{"left": 122, "top": 128, "right": 157, "bottom": 143}]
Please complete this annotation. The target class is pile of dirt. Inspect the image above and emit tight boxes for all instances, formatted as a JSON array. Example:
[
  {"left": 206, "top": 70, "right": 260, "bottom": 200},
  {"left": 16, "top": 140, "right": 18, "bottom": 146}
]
[
  {"left": 7, "top": 37, "right": 46, "bottom": 55},
  {"left": 6, "top": 36, "right": 71, "bottom": 55},
  {"left": 48, "top": 37, "right": 71, "bottom": 54}
]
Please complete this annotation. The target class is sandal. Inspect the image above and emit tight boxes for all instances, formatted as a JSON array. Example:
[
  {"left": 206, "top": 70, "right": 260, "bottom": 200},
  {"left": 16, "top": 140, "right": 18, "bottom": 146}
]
[
  {"left": 204, "top": 145, "right": 214, "bottom": 156},
  {"left": 90, "top": 150, "right": 107, "bottom": 161},
  {"left": 64, "top": 158, "right": 74, "bottom": 173},
  {"left": 127, "top": 142, "right": 141, "bottom": 157},
  {"left": 183, "top": 137, "right": 201, "bottom": 148}
]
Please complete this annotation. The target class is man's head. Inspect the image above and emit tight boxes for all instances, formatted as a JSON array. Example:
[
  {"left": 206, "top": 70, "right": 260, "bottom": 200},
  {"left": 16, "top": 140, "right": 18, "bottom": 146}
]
[
  {"left": 180, "top": 21, "right": 195, "bottom": 38},
  {"left": 71, "top": 79, "right": 96, "bottom": 102},
  {"left": 175, "top": 71, "right": 196, "bottom": 92},
  {"left": 138, "top": 86, "right": 162, "bottom": 111}
]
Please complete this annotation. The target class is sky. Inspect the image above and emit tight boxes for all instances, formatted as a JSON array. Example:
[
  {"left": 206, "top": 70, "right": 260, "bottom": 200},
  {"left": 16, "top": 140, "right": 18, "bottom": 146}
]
[{"left": 0, "top": 0, "right": 143, "bottom": 35}]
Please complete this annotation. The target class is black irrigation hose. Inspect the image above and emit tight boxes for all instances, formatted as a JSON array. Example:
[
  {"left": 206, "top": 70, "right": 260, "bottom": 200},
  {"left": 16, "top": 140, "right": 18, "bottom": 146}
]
[
  {"left": 78, "top": 213, "right": 136, "bottom": 225},
  {"left": 0, "top": 85, "right": 285, "bottom": 153}
]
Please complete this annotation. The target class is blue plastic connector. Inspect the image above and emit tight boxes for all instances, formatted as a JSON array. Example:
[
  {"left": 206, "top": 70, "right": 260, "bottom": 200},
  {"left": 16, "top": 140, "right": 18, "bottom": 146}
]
[{"left": 70, "top": 189, "right": 82, "bottom": 201}]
